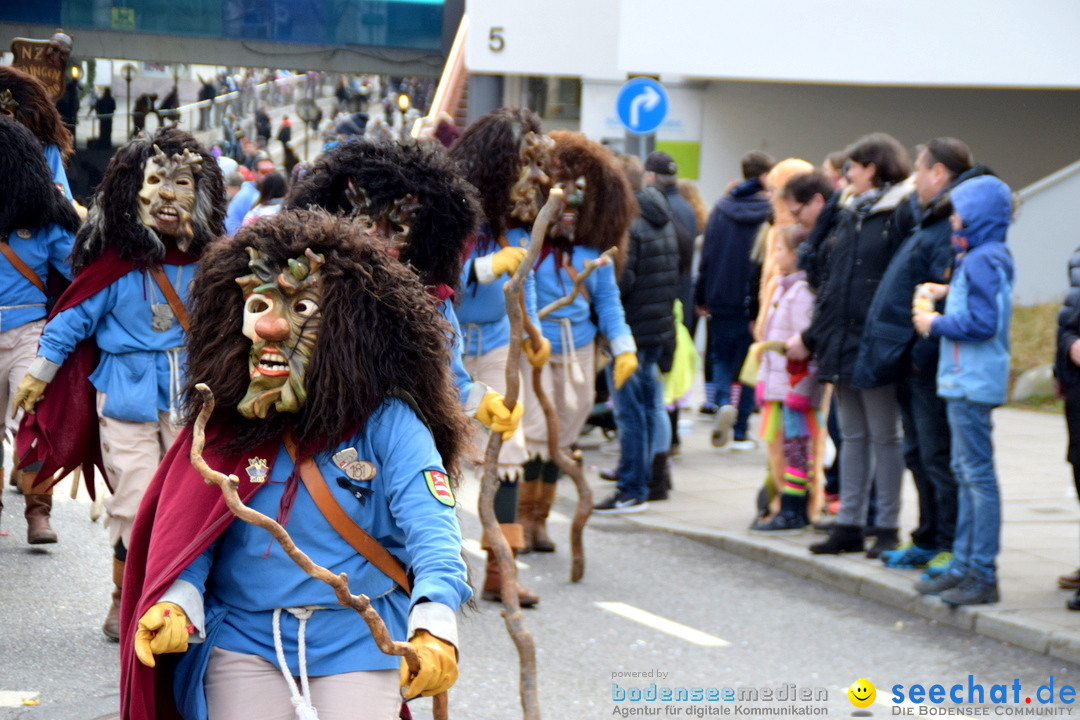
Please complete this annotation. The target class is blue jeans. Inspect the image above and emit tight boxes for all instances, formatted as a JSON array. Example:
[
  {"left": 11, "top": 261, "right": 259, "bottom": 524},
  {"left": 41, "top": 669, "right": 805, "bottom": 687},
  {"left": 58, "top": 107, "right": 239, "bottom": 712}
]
[
  {"left": 947, "top": 399, "right": 1000, "bottom": 583},
  {"left": 707, "top": 316, "right": 754, "bottom": 439},
  {"left": 609, "top": 346, "right": 671, "bottom": 501}
]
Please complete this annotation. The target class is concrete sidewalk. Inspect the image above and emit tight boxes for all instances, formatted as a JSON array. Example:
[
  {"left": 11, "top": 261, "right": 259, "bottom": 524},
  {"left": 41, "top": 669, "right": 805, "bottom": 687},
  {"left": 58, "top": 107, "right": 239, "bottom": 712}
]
[{"left": 571, "top": 389, "right": 1080, "bottom": 665}]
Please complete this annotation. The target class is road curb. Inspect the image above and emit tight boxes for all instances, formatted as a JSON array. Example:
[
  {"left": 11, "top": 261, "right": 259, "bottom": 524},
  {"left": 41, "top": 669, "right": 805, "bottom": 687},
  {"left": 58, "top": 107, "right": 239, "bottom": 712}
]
[{"left": 622, "top": 512, "right": 1080, "bottom": 666}]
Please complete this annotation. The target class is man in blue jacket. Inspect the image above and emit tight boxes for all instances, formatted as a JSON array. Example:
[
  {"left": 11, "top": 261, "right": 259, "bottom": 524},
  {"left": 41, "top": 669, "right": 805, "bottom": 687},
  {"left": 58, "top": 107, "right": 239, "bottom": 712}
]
[
  {"left": 855, "top": 139, "right": 994, "bottom": 576},
  {"left": 912, "top": 175, "right": 1014, "bottom": 606},
  {"left": 695, "top": 151, "right": 774, "bottom": 449}
]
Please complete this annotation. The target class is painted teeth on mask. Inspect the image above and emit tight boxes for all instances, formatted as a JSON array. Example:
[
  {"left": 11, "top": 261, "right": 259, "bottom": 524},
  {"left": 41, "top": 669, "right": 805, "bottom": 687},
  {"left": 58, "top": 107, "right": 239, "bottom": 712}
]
[{"left": 259, "top": 352, "right": 288, "bottom": 368}]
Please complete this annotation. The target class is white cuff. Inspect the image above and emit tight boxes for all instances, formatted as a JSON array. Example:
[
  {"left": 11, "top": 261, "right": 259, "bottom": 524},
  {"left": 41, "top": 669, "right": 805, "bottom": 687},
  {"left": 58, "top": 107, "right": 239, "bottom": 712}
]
[
  {"left": 407, "top": 601, "right": 458, "bottom": 650},
  {"left": 474, "top": 254, "right": 497, "bottom": 285},
  {"left": 609, "top": 334, "right": 637, "bottom": 358},
  {"left": 464, "top": 381, "right": 490, "bottom": 417},
  {"left": 158, "top": 579, "right": 206, "bottom": 643},
  {"left": 28, "top": 356, "right": 60, "bottom": 383}
]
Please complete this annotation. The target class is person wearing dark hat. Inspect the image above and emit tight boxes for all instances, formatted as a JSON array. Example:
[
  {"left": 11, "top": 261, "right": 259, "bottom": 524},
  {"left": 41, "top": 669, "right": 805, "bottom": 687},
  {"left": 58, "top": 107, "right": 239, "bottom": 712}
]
[{"left": 645, "top": 151, "right": 702, "bottom": 455}]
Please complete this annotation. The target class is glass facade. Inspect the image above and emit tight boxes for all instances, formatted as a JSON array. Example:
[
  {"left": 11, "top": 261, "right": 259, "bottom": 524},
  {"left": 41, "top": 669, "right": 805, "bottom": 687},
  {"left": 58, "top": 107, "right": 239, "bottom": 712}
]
[{"left": 4, "top": 0, "right": 445, "bottom": 51}]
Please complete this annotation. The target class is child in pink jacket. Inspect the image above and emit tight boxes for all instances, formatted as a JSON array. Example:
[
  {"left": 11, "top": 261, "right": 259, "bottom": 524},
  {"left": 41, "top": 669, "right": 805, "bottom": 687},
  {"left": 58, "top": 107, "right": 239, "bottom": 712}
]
[{"left": 752, "top": 225, "right": 821, "bottom": 531}]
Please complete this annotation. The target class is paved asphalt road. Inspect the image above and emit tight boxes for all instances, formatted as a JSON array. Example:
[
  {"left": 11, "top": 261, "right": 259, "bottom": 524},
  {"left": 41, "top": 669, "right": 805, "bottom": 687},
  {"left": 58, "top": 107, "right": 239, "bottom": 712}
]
[{"left": 2, "top": 478, "right": 1077, "bottom": 719}]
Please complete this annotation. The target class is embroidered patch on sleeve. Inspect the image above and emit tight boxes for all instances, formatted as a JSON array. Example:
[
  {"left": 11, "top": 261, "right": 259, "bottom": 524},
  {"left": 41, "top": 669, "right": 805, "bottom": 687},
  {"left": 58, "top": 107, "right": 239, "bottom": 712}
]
[{"left": 424, "top": 470, "right": 455, "bottom": 507}]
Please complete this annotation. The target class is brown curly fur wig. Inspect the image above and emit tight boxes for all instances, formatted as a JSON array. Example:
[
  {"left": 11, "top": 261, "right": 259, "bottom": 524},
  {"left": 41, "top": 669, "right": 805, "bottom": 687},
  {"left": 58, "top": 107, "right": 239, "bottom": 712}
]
[
  {"left": 448, "top": 108, "right": 541, "bottom": 244},
  {"left": 284, "top": 137, "right": 478, "bottom": 292},
  {"left": 0, "top": 117, "right": 79, "bottom": 236},
  {"left": 548, "top": 130, "right": 635, "bottom": 254},
  {"left": 0, "top": 66, "right": 73, "bottom": 161},
  {"left": 72, "top": 127, "right": 225, "bottom": 272},
  {"left": 182, "top": 209, "right": 470, "bottom": 474}
]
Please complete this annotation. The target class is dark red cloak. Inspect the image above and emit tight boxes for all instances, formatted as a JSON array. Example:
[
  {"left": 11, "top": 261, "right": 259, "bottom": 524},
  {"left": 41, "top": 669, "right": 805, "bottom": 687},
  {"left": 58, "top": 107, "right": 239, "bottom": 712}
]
[
  {"left": 15, "top": 247, "right": 198, "bottom": 495},
  {"left": 119, "top": 425, "right": 280, "bottom": 720}
]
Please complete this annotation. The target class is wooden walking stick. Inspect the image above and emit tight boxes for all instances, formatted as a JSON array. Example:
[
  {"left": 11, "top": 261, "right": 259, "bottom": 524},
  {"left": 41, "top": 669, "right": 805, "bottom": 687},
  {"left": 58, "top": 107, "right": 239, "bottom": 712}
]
[
  {"left": 477, "top": 188, "right": 562, "bottom": 720},
  {"left": 190, "top": 383, "right": 448, "bottom": 720},
  {"left": 520, "top": 246, "right": 618, "bottom": 583}
]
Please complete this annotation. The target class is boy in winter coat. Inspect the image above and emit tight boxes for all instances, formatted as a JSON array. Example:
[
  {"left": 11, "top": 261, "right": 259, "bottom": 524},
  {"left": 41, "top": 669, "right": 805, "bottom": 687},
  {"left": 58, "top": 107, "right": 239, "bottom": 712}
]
[
  {"left": 911, "top": 175, "right": 1014, "bottom": 606},
  {"left": 751, "top": 225, "right": 820, "bottom": 531}
]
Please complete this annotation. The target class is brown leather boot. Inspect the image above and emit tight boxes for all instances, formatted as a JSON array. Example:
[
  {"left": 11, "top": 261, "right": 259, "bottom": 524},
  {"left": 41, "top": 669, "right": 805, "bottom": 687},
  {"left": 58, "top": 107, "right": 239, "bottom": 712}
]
[
  {"left": 517, "top": 479, "right": 539, "bottom": 554},
  {"left": 517, "top": 458, "right": 544, "bottom": 553},
  {"left": 532, "top": 468, "right": 558, "bottom": 553},
  {"left": 103, "top": 557, "right": 124, "bottom": 642},
  {"left": 25, "top": 490, "right": 58, "bottom": 544},
  {"left": 480, "top": 523, "right": 538, "bottom": 608}
]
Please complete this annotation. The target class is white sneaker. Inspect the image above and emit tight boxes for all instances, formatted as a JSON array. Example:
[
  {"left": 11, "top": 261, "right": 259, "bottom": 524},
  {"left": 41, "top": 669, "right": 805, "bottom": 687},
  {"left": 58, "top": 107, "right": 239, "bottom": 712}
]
[
  {"left": 710, "top": 405, "right": 736, "bottom": 448},
  {"left": 729, "top": 438, "right": 758, "bottom": 452}
]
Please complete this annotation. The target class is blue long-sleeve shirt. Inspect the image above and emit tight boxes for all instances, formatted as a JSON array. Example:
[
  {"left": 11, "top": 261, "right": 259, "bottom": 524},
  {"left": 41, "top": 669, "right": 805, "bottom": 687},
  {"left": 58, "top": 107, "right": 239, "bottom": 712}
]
[
  {"left": 36, "top": 263, "right": 191, "bottom": 422},
  {"left": 533, "top": 246, "right": 635, "bottom": 356},
  {"left": 0, "top": 224, "right": 74, "bottom": 331},
  {"left": 176, "top": 400, "right": 470, "bottom": 676},
  {"left": 456, "top": 227, "right": 540, "bottom": 357}
]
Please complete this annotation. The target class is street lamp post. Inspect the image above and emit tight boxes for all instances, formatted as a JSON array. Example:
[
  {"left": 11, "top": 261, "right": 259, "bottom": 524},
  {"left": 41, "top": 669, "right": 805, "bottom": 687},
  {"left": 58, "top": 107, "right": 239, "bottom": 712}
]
[
  {"left": 120, "top": 63, "right": 137, "bottom": 140},
  {"left": 397, "top": 93, "right": 410, "bottom": 140}
]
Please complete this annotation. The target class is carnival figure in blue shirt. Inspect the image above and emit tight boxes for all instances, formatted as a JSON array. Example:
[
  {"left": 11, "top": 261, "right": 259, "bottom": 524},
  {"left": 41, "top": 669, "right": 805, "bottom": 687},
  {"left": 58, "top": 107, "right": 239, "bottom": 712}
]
[
  {"left": 518, "top": 131, "right": 639, "bottom": 549},
  {"left": 0, "top": 117, "right": 78, "bottom": 545},
  {"left": 0, "top": 65, "right": 79, "bottom": 540},
  {"left": 14, "top": 127, "right": 226, "bottom": 642},
  {"left": 449, "top": 108, "right": 552, "bottom": 606},
  {"left": 285, "top": 137, "right": 523, "bottom": 444},
  {"left": 120, "top": 210, "right": 471, "bottom": 720},
  {"left": 0, "top": 66, "right": 75, "bottom": 200}
]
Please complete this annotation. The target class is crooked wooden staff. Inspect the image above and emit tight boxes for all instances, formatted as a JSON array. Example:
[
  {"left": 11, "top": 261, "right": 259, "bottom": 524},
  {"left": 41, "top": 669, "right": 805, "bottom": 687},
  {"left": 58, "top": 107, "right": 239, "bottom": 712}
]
[
  {"left": 520, "top": 245, "right": 618, "bottom": 583},
  {"left": 478, "top": 188, "right": 563, "bottom": 720},
  {"left": 190, "top": 383, "right": 448, "bottom": 720}
]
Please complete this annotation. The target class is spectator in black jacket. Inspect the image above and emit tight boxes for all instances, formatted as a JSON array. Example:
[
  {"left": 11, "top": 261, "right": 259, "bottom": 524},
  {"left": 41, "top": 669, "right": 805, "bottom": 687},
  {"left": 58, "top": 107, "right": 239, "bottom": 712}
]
[
  {"left": 1056, "top": 243, "right": 1080, "bottom": 604},
  {"left": 646, "top": 151, "right": 701, "bottom": 456},
  {"left": 695, "top": 151, "right": 774, "bottom": 450},
  {"left": 595, "top": 155, "right": 681, "bottom": 512},
  {"left": 787, "top": 133, "right": 916, "bottom": 558},
  {"left": 855, "top": 139, "right": 987, "bottom": 575}
]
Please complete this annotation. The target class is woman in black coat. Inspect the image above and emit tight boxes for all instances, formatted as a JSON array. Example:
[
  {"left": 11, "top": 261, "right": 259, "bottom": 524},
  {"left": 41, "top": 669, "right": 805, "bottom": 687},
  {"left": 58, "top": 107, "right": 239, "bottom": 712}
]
[{"left": 788, "top": 132, "right": 915, "bottom": 556}]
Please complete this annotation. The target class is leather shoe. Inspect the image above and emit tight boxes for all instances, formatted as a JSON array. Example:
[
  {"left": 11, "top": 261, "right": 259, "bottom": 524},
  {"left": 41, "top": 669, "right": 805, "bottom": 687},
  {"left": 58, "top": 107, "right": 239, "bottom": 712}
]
[
  {"left": 598, "top": 468, "right": 618, "bottom": 482},
  {"left": 1058, "top": 569, "right": 1080, "bottom": 589}
]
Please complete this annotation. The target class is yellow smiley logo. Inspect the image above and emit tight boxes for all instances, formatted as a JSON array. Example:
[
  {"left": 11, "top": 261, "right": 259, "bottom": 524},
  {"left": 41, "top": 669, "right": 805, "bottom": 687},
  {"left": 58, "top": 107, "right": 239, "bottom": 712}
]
[{"left": 848, "top": 678, "right": 876, "bottom": 708}]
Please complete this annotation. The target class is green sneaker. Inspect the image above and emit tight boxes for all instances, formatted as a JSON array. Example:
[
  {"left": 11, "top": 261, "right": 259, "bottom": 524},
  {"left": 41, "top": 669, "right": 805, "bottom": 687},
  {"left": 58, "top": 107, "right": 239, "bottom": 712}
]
[{"left": 924, "top": 551, "right": 954, "bottom": 577}]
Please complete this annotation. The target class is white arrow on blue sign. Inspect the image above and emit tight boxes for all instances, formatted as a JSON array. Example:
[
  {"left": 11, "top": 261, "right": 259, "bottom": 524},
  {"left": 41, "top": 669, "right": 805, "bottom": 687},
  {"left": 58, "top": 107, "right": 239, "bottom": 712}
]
[{"left": 616, "top": 77, "right": 669, "bottom": 135}]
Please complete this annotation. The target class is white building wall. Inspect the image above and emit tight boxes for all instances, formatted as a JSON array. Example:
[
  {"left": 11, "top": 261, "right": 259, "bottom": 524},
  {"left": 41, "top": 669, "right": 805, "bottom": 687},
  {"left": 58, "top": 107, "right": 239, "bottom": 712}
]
[
  {"left": 694, "top": 81, "right": 1080, "bottom": 220},
  {"left": 1010, "top": 163, "right": 1080, "bottom": 306}
]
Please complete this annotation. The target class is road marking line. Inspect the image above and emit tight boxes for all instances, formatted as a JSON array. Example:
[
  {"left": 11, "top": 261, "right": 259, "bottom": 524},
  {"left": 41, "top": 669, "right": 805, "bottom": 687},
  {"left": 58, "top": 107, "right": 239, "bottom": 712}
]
[
  {"left": 594, "top": 601, "right": 730, "bottom": 647},
  {"left": 461, "top": 538, "right": 528, "bottom": 570},
  {"left": 0, "top": 691, "right": 40, "bottom": 708}
]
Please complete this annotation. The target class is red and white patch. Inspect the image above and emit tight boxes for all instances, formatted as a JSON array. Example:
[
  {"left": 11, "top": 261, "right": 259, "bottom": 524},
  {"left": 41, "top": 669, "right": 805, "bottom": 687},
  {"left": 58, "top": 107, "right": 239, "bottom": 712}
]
[{"left": 424, "top": 470, "right": 455, "bottom": 507}]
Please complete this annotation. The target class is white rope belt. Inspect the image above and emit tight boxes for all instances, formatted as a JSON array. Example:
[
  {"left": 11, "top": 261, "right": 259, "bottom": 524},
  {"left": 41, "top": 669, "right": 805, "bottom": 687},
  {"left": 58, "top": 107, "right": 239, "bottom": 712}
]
[{"left": 272, "top": 606, "right": 322, "bottom": 720}]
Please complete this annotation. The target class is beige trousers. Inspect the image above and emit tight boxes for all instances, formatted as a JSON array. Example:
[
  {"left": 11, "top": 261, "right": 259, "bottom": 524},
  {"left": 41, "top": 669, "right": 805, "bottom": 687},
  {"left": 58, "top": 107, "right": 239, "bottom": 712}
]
[
  {"left": 521, "top": 340, "right": 596, "bottom": 459},
  {"left": 0, "top": 319, "right": 44, "bottom": 441},
  {"left": 464, "top": 344, "right": 528, "bottom": 478},
  {"left": 205, "top": 647, "right": 401, "bottom": 720},
  {"left": 98, "top": 391, "right": 179, "bottom": 548}
]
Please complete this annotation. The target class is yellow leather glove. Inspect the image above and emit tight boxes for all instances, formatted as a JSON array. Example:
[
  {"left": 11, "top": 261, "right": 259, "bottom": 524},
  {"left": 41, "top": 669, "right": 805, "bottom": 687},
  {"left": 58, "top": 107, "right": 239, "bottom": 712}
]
[
  {"left": 11, "top": 373, "right": 48, "bottom": 418},
  {"left": 135, "top": 602, "right": 190, "bottom": 668},
  {"left": 613, "top": 351, "right": 639, "bottom": 390},
  {"left": 474, "top": 390, "right": 524, "bottom": 441},
  {"left": 399, "top": 630, "right": 458, "bottom": 700},
  {"left": 489, "top": 246, "right": 527, "bottom": 278},
  {"left": 522, "top": 336, "right": 551, "bottom": 368}
]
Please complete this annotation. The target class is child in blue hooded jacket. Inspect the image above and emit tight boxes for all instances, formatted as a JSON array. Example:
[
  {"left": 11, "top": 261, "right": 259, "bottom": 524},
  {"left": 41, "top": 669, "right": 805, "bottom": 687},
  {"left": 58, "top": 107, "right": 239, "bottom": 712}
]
[{"left": 911, "top": 174, "right": 1014, "bottom": 606}]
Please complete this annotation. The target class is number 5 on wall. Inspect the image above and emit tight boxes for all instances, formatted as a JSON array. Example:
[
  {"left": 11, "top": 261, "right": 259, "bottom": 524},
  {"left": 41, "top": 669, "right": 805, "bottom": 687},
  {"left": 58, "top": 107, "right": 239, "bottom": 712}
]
[{"left": 489, "top": 27, "right": 505, "bottom": 52}]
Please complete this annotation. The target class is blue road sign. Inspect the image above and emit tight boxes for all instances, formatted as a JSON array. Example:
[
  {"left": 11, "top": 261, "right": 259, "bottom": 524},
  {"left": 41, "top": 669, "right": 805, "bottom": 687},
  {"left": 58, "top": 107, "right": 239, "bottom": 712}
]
[{"left": 616, "top": 78, "right": 669, "bottom": 135}]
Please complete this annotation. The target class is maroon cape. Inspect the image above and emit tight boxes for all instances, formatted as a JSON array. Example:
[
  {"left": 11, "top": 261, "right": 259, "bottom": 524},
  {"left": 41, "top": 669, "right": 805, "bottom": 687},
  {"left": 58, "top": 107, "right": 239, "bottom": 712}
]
[
  {"left": 15, "top": 247, "right": 198, "bottom": 495},
  {"left": 119, "top": 425, "right": 280, "bottom": 720}
]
